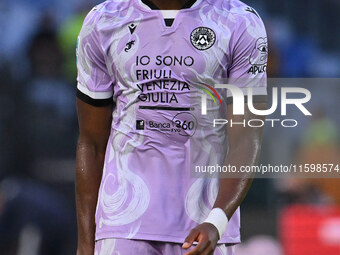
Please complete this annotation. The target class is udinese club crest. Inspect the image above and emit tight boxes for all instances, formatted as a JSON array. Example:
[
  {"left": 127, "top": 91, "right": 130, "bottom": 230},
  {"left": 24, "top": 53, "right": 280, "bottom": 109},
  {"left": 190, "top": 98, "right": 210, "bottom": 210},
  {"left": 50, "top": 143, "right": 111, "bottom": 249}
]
[{"left": 190, "top": 27, "right": 216, "bottom": 51}]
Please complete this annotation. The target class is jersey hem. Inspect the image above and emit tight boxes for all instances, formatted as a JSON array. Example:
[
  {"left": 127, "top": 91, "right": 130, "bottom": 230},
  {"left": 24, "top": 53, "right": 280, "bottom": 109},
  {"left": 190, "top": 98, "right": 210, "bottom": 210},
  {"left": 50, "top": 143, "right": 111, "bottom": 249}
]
[{"left": 95, "top": 231, "right": 241, "bottom": 244}]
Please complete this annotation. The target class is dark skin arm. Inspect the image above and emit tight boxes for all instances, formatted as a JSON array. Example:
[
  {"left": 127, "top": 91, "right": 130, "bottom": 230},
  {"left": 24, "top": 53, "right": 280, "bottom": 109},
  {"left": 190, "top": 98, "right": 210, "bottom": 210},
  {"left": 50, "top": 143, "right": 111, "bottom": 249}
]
[
  {"left": 183, "top": 103, "right": 266, "bottom": 255},
  {"left": 76, "top": 99, "right": 113, "bottom": 255}
]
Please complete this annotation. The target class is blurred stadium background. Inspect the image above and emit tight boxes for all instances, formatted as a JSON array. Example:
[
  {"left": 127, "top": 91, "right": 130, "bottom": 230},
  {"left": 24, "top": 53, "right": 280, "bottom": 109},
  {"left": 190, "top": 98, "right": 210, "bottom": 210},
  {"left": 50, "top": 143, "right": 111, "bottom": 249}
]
[{"left": 0, "top": 0, "right": 339, "bottom": 254}]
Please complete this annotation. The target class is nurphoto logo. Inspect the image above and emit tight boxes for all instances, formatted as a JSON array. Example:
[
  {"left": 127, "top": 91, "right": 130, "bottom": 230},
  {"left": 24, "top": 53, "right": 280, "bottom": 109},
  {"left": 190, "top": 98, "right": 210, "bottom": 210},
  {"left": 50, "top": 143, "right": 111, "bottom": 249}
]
[{"left": 201, "top": 84, "right": 312, "bottom": 128}]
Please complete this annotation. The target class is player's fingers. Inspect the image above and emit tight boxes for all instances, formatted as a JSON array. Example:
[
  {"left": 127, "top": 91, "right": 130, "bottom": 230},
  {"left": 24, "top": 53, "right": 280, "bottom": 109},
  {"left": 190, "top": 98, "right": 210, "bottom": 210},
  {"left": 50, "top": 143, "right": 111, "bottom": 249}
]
[
  {"left": 200, "top": 242, "right": 216, "bottom": 255},
  {"left": 182, "top": 229, "right": 200, "bottom": 249},
  {"left": 184, "top": 237, "right": 210, "bottom": 255}
]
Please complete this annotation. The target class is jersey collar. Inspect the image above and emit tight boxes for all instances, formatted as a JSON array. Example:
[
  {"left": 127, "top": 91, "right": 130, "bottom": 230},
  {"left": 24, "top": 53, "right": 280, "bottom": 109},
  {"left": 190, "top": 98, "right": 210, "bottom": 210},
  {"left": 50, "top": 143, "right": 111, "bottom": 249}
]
[{"left": 140, "top": 0, "right": 199, "bottom": 10}]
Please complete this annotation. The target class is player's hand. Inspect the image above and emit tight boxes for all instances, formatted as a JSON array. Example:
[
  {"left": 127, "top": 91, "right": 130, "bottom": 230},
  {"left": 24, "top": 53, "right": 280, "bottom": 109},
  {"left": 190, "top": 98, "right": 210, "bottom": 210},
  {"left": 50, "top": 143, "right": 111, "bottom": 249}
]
[{"left": 182, "top": 223, "right": 219, "bottom": 255}]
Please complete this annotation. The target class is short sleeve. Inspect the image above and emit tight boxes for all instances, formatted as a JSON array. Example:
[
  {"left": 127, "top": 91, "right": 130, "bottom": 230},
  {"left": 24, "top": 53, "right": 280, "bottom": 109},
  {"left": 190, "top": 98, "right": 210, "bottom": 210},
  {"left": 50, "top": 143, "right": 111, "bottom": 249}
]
[
  {"left": 76, "top": 9, "right": 114, "bottom": 106},
  {"left": 228, "top": 10, "right": 268, "bottom": 103}
]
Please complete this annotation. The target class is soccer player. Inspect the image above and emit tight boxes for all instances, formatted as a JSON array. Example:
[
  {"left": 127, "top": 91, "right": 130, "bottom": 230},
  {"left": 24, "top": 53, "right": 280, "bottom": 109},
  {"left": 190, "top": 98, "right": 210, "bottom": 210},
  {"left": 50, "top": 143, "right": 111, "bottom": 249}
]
[{"left": 75, "top": 0, "right": 268, "bottom": 254}]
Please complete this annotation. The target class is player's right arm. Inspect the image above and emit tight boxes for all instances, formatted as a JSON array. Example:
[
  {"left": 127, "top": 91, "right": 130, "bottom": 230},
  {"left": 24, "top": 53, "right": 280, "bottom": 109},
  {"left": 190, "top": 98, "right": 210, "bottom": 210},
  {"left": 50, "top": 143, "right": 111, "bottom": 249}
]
[
  {"left": 75, "top": 7, "right": 114, "bottom": 255},
  {"left": 76, "top": 100, "right": 112, "bottom": 255}
]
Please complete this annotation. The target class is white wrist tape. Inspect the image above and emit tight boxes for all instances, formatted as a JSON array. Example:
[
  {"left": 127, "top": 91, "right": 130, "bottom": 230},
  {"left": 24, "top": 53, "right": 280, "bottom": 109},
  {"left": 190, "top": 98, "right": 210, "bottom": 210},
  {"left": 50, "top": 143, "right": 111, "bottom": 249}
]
[{"left": 203, "top": 208, "right": 229, "bottom": 239}]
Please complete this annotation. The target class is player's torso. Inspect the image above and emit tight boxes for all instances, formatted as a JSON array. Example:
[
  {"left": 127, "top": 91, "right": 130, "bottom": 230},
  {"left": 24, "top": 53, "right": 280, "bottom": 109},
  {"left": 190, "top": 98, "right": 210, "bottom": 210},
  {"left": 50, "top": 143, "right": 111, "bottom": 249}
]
[{"left": 93, "top": 0, "right": 247, "bottom": 242}]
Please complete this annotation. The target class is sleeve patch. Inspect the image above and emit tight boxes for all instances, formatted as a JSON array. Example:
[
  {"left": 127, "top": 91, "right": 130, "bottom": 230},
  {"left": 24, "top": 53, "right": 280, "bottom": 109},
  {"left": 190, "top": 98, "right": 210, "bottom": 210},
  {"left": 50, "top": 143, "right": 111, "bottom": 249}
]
[{"left": 248, "top": 37, "right": 268, "bottom": 75}]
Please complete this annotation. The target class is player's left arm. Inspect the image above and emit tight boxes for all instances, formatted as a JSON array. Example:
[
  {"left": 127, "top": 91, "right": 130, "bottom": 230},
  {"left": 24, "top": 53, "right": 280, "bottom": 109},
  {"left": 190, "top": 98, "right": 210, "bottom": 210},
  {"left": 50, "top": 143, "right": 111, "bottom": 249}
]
[
  {"left": 183, "top": 105, "right": 266, "bottom": 255},
  {"left": 183, "top": 8, "right": 268, "bottom": 255},
  {"left": 214, "top": 102, "right": 267, "bottom": 218}
]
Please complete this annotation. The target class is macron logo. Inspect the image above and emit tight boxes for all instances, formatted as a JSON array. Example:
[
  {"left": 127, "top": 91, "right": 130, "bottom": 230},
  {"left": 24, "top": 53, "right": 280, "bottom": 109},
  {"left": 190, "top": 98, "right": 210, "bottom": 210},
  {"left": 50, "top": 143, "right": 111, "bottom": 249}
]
[{"left": 129, "top": 24, "right": 137, "bottom": 34}]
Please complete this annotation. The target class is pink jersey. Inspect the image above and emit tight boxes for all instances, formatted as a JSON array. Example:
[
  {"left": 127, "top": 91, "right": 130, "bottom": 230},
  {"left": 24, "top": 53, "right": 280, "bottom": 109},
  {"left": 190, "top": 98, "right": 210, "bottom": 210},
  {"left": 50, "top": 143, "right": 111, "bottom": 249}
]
[{"left": 77, "top": 0, "right": 268, "bottom": 244}]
